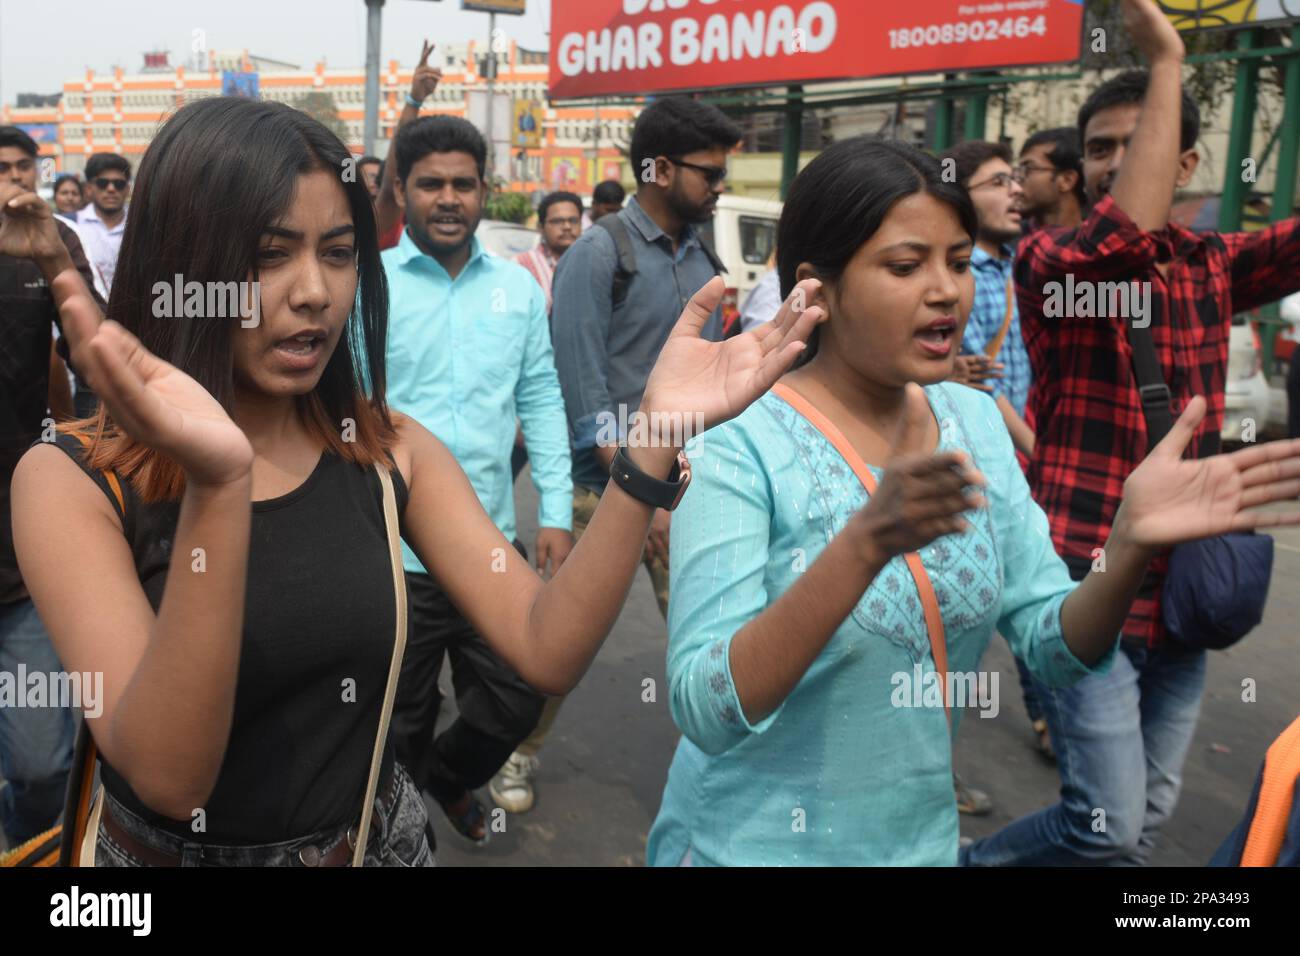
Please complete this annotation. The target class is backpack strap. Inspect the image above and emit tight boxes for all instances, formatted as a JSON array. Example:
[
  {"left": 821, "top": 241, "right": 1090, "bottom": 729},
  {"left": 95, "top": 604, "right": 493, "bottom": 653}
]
[
  {"left": 1126, "top": 319, "right": 1178, "bottom": 453},
  {"left": 1241, "top": 714, "right": 1300, "bottom": 866},
  {"left": 61, "top": 431, "right": 126, "bottom": 519},
  {"left": 983, "top": 274, "right": 1016, "bottom": 360},
  {"left": 591, "top": 213, "right": 638, "bottom": 309},
  {"left": 695, "top": 231, "right": 727, "bottom": 277}
]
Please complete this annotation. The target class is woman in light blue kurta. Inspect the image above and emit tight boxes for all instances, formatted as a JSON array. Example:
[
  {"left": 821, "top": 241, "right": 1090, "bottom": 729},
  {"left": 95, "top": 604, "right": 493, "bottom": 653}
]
[
  {"left": 649, "top": 382, "right": 1094, "bottom": 866},
  {"left": 647, "top": 136, "right": 1300, "bottom": 866}
]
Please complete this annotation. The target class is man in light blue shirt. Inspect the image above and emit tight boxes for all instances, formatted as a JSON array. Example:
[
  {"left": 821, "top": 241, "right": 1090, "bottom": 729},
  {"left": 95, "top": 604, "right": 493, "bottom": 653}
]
[{"left": 382, "top": 116, "right": 572, "bottom": 841}]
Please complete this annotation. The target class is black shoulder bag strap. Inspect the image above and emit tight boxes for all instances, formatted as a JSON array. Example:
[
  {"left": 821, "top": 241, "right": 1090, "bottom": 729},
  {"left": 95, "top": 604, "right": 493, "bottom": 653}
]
[
  {"left": 1128, "top": 319, "right": 1222, "bottom": 457},
  {"left": 696, "top": 233, "right": 726, "bottom": 276},
  {"left": 1127, "top": 320, "right": 1177, "bottom": 452},
  {"left": 591, "top": 213, "right": 637, "bottom": 308}
]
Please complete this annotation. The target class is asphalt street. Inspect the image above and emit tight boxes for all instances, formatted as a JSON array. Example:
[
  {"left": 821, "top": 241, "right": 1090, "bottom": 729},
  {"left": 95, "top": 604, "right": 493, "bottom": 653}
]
[
  {"left": 2, "top": 470, "right": 1293, "bottom": 867},
  {"left": 427, "top": 475, "right": 1300, "bottom": 867}
]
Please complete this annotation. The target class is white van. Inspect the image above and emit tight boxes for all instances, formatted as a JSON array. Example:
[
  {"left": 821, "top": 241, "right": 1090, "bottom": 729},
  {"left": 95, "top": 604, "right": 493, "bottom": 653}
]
[{"left": 695, "top": 195, "right": 782, "bottom": 332}]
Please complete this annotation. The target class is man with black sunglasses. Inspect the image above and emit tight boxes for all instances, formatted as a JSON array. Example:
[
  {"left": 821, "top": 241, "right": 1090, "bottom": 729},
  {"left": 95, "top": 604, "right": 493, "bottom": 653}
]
[
  {"left": 75, "top": 153, "right": 131, "bottom": 295},
  {"left": 497, "top": 97, "right": 740, "bottom": 816}
]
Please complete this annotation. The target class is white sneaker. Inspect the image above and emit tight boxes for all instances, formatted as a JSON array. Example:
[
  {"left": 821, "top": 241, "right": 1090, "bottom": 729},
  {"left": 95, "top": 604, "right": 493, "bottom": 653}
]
[{"left": 489, "top": 751, "right": 540, "bottom": 814}]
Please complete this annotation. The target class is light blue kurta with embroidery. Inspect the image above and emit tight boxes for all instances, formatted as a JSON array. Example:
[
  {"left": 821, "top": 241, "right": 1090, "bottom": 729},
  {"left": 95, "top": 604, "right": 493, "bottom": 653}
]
[{"left": 647, "top": 382, "right": 1117, "bottom": 866}]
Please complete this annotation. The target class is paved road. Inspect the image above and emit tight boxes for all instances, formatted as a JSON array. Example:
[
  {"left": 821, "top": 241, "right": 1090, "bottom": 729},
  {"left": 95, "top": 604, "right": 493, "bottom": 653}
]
[
  {"left": 428, "top": 476, "right": 1300, "bottom": 867},
  {"left": 4, "top": 474, "right": 1293, "bottom": 866}
]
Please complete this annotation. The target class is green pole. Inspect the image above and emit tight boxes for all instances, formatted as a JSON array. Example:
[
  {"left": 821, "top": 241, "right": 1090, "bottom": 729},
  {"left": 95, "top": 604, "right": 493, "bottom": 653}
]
[
  {"left": 963, "top": 72, "right": 991, "bottom": 142},
  {"left": 1219, "top": 30, "right": 1261, "bottom": 232},
  {"left": 932, "top": 73, "right": 958, "bottom": 151},
  {"left": 964, "top": 92, "right": 988, "bottom": 142},
  {"left": 780, "top": 84, "right": 803, "bottom": 201},
  {"left": 1272, "top": 26, "right": 1300, "bottom": 224},
  {"left": 933, "top": 97, "right": 953, "bottom": 152},
  {"left": 1258, "top": 26, "right": 1300, "bottom": 375}
]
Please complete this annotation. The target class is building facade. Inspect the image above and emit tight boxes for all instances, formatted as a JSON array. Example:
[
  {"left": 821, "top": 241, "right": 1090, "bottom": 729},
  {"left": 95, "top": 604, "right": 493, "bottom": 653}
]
[{"left": 1, "top": 41, "right": 633, "bottom": 197}]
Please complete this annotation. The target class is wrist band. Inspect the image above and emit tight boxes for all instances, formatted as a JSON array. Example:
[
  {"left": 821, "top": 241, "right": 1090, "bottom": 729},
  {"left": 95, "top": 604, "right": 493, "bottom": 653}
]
[
  {"left": 406, "top": 94, "right": 423, "bottom": 109},
  {"left": 610, "top": 447, "right": 692, "bottom": 511}
]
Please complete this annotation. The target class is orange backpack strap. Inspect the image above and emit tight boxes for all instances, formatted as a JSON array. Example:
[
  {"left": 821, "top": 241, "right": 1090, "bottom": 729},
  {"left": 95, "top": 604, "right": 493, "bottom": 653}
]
[
  {"left": 1241, "top": 715, "right": 1300, "bottom": 866},
  {"left": 770, "top": 383, "right": 950, "bottom": 723},
  {"left": 67, "top": 431, "right": 125, "bottom": 517},
  {"left": 983, "top": 274, "right": 1016, "bottom": 361}
]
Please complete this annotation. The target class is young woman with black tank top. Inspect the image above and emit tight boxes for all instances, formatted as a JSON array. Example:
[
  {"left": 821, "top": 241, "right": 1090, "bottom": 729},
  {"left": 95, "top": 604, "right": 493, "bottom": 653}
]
[{"left": 0, "top": 97, "right": 825, "bottom": 866}]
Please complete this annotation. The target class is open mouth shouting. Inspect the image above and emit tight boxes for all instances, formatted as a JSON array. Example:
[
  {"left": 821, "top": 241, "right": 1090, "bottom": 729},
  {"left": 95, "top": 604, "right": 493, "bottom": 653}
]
[
  {"left": 915, "top": 316, "right": 957, "bottom": 358},
  {"left": 429, "top": 213, "right": 465, "bottom": 238},
  {"left": 274, "top": 328, "right": 328, "bottom": 371}
]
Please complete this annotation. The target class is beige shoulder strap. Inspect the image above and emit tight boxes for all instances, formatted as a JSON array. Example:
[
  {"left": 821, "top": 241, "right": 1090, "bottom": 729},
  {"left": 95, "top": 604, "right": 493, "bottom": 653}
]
[
  {"left": 78, "top": 790, "right": 104, "bottom": 867},
  {"left": 352, "top": 463, "right": 408, "bottom": 867}
]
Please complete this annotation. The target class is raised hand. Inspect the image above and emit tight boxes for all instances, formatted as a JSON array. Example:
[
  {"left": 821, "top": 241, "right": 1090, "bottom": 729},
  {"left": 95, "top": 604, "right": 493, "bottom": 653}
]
[
  {"left": 950, "top": 354, "right": 1003, "bottom": 393},
  {"left": 1121, "top": 0, "right": 1185, "bottom": 64},
  {"left": 1118, "top": 396, "right": 1300, "bottom": 546},
  {"left": 0, "top": 184, "right": 68, "bottom": 264},
  {"left": 410, "top": 40, "right": 442, "bottom": 104},
  {"left": 48, "top": 270, "right": 254, "bottom": 487},
  {"left": 851, "top": 383, "right": 987, "bottom": 562},
  {"left": 639, "top": 276, "right": 825, "bottom": 440}
]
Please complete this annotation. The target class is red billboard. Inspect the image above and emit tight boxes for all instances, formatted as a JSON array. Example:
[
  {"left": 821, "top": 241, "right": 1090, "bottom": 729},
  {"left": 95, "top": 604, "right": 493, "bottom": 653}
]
[{"left": 549, "top": 0, "right": 1085, "bottom": 100}]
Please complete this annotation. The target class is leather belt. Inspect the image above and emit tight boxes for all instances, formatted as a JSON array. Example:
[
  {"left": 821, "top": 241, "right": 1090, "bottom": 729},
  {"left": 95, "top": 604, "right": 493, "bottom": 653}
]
[{"left": 100, "top": 761, "right": 400, "bottom": 867}]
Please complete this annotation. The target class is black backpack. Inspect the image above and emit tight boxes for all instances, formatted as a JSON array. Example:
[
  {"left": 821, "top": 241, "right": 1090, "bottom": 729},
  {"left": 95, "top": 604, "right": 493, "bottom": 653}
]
[{"left": 591, "top": 211, "right": 725, "bottom": 309}]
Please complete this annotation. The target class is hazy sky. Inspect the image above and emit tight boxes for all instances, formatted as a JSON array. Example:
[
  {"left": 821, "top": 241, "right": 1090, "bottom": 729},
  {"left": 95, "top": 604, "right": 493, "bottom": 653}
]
[{"left": 0, "top": 0, "right": 553, "bottom": 104}]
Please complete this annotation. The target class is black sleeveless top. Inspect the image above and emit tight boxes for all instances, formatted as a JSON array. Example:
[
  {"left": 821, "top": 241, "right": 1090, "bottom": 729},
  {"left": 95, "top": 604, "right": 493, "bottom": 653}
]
[{"left": 54, "top": 434, "right": 409, "bottom": 844}]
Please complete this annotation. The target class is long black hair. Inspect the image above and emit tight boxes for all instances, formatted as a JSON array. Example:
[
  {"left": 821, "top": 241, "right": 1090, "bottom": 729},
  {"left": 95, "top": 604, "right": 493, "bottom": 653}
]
[
  {"left": 776, "top": 136, "right": 977, "bottom": 362},
  {"left": 83, "top": 96, "right": 393, "bottom": 501}
]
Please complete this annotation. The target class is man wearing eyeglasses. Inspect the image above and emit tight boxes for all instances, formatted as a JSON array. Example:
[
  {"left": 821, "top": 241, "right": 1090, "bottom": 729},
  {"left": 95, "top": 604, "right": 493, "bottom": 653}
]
[
  {"left": 963, "top": 0, "right": 1300, "bottom": 868},
  {"left": 515, "top": 190, "right": 583, "bottom": 313},
  {"left": 937, "top": 139, "right": 1042, "bottom": 820},
  {"left": 941, "top": 140, "right": 1035, "bottom": 457},
  {"left": 496, "top": 97, "right": 740, "bottom": 816},
  {"left": 74, "top": 153, "right": 131, "bottom": 295},
  {"left": 1014, "top": 128, "right": 1086, "bottom": 232}
]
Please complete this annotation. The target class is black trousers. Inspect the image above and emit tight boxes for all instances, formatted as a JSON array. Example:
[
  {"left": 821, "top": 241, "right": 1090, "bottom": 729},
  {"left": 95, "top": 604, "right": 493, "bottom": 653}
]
[{"left": 390, "top": 557, "right": 545, "bottom": 807}]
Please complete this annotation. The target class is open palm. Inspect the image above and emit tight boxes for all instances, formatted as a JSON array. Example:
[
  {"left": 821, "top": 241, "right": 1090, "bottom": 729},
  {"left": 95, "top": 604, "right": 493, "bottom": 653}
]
[
  {"left": 1121, "top": 396, "right": 1300, "bottom": 547},
  {"left": 641, "top": 276, "right": 825, "bottom": 435},
  {"left": 51, "top": 270, "right": 254, "bottom": 486},
  {"left": 0, "top": 184, "right": 66, "bottom": 262}
]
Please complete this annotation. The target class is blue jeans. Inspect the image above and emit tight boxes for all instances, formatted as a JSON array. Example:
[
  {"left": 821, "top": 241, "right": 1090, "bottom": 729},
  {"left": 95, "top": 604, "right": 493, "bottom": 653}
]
[
  {"left": 961, "top": 639, "right": 1207, "bottom": 866},
  {"left": 0, "top": 599, "right": 77, "bottom": 845},
  {"left": 1013, "top": 653, "right": 1044, "bottom": 723}
]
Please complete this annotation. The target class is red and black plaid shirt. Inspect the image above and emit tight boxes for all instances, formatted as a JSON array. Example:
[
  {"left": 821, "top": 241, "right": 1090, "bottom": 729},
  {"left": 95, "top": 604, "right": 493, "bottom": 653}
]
[{"left": 1016, "top": 193, "right": 1300, "bottom": 647}]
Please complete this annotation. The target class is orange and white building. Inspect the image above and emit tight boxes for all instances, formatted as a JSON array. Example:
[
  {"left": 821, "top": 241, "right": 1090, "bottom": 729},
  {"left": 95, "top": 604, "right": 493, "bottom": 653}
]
[{"left": 1, "top": 41, "right": 634, "bottom": 195}]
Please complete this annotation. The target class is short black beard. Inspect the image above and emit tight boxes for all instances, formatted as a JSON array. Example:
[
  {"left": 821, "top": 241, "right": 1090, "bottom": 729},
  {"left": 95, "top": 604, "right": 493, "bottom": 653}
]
[
  {"left": 407, "top": 220, "right": 472, "bottom": 262},
  {"left": 664, "top": 182, "right": 713, "bottom": 226}
]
